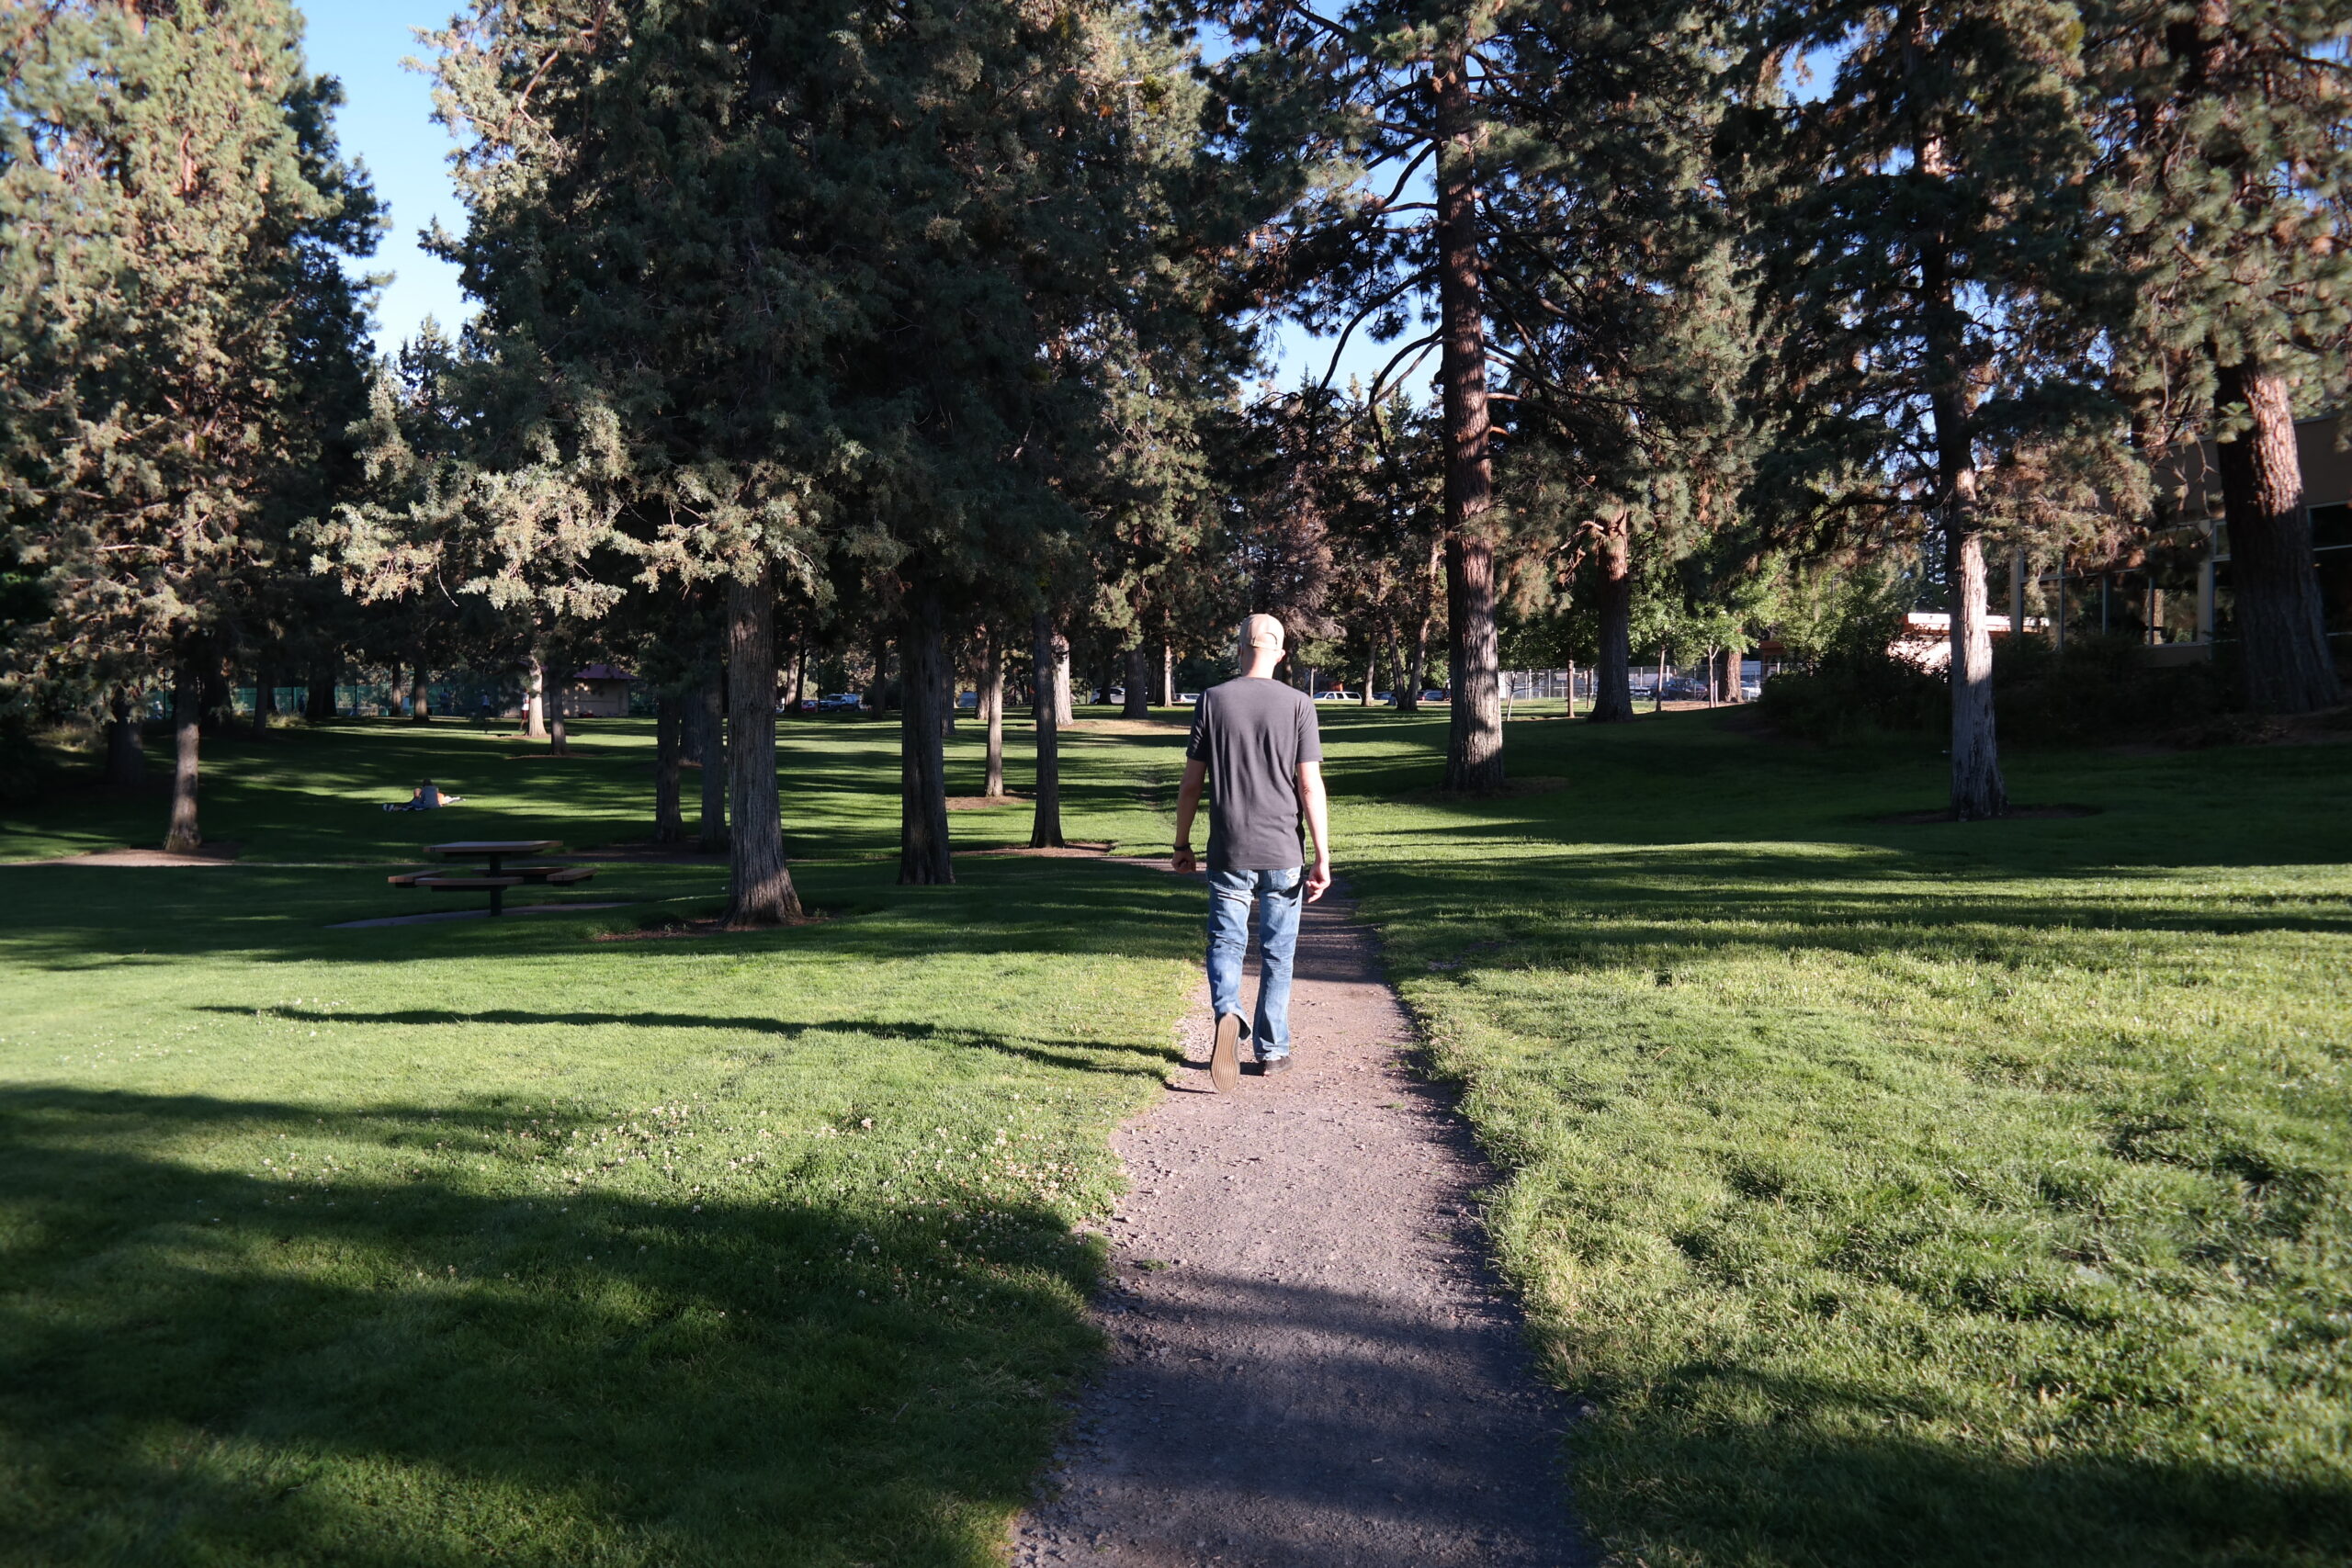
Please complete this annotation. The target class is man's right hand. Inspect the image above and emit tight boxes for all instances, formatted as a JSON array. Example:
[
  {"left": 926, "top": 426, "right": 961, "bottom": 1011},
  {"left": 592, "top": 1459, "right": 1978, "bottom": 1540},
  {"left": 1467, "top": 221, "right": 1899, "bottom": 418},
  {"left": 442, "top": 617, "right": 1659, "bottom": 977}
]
[
  {"left": 1172, "top": 845, "right": 1197, "bottom": 874},
  {"left": 1306, "top": 857, "right": 1332, "bottom": 901}
]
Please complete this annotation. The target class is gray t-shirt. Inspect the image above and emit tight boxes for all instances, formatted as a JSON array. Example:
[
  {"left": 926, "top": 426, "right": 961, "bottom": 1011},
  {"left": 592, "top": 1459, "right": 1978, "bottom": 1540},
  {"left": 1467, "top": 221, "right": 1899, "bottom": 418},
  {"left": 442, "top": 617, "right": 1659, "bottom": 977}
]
[{"left": 1186, "top": 678, "right": 1323, "bottom": 872}]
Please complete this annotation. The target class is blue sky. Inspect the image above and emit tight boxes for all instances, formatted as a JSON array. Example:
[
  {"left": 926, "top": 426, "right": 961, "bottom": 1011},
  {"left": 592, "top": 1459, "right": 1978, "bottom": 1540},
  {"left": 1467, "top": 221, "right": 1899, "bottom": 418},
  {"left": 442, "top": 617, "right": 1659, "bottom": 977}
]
[
  {"left": 301, "top": 2, "right": 472, "bottom": 352},
  {"left": 300, "top": 0, "right": 1372, "bottom": 389}
]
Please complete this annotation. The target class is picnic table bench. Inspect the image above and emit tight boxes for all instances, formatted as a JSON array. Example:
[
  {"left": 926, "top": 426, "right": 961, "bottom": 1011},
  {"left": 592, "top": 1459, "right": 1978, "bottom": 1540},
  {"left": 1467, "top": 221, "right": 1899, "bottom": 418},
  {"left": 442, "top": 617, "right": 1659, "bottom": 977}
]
[{"left": 389, "top": 840, "right": 594, "bottom": 917}]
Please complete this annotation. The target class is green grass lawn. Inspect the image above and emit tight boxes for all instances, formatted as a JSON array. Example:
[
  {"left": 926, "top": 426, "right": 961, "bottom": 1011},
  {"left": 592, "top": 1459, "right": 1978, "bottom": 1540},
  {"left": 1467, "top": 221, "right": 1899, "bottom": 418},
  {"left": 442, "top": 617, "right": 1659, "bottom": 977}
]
[
  {"left": 5, "top": 704, "right": 2348, "bottom": 1566},
  {"left": 1337, "top": 710, "right": 2352, "bottom": 1568},
  {"left": 1, "top": 714, "right": 1201, "bottom": 1566}
]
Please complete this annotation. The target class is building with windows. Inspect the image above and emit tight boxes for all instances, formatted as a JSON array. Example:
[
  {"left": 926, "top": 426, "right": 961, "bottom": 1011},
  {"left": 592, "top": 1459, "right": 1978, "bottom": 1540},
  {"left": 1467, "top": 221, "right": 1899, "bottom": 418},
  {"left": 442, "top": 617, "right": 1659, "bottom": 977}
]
[
  {"left": 2030, "top": 413, "right": 2351, "bottom": 664},
  {"left": 567, "top": 664, "right": 639, "bottom": 718}
]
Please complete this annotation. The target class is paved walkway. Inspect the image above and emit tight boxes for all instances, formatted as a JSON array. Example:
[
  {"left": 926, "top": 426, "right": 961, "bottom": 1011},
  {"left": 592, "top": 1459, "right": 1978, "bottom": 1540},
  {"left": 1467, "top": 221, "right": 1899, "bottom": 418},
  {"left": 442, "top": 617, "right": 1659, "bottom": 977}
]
[{"left": 1011, "top": 886, "right": 1586, "bottom": 1567}]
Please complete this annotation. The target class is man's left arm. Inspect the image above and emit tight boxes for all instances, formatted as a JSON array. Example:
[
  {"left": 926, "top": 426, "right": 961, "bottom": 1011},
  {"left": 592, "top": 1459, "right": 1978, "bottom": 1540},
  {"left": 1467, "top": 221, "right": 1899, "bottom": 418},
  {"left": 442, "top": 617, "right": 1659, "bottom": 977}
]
[
  {"left": 1298, "top": 761, "right": 1332, "bottom": 900},
  {"left": 1172, "top": 757, "right": 1207, "bottom": 874}
]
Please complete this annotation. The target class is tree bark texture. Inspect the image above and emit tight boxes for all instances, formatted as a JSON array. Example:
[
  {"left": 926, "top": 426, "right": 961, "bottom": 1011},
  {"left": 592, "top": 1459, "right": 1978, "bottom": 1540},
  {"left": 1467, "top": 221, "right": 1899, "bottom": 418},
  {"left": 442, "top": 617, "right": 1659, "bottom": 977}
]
[
  {"left": 304, "top": 666, "right": 335, "bottom": 721},
  {"left": 1051, "top": 631, "right": 1074, "bottom": 728},
  {"left": 164, "top": 663, "right": 201, "bottom": 852},
  {"left": 1029, "top": 611, "right": 1065, "bottom": 849},
  {"left": 1433, "top": 44, "right": 1504, "bottom": 791},
  {"left": 408, "top": 663, "right": 429, "bottom": 723},
  {"left": 982, "top": 629, "right": 1006, "bottom": 798},
  {"left": 653, "top": 692, "right": 684, "bottom": 846},
  {"left": 696, "top": 670, "right": 728, "bottom": 851},
  {"left": 1947, "top": 512, "right": 2008, "bottom": 818},
  {"left": 106, "top": 687, "right": 144, "bottom": 788},
  {"left": 724, "top": 570, "right": 803, "bottom": 924},
  {"left": 526, "top": 657, "right": 548, "bottom": 739},
  {"left": 2213, "top": 359, "right": 2342, "bottom": 712},
  {"left": 865, "top": 631, "right": 890, "bottom": 716},
  {"left": 1589, "top": 513, "right": 1637, "bottom": 721},
  {"left": 899, "top": 588, "right": 956, "bottom": 885},
  {"left": 1122, "top": 643, "right": 1152, "bottom": 719},
  {"left": 1159, "top": 642, "right": 1174, "bottom": 707},
  {"left": 1398, "top": 577, "right": 1430, "bottom": 713},
  {"left": 547, "top": 671, "right": 569, "bottom": 754}
]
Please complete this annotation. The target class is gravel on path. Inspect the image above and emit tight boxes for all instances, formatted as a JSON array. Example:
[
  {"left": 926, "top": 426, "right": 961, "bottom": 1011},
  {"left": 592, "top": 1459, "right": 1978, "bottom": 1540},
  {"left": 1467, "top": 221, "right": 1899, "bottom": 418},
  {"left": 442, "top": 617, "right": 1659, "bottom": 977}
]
[{"left": 1011, "top": 883, "right": 1588, "bottom": 1567}]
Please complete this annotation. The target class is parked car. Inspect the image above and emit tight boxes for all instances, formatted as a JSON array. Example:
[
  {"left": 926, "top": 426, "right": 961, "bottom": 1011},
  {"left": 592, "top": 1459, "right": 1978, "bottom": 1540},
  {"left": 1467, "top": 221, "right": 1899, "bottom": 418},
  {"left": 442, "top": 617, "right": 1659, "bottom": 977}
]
[
  {"left": 813, "top": 693, "right": 863, "bottom": 712},
  {"left": 956, "top": 690, "right": 978, "bottom": 709},
  {"left": 1373, "top": 691, "right": 1394, "bottom": 705},
  {"left": 1315, "top": 690, "right": 1357, "bottom": 703},
  {"left": 1177, "top": 691, "right": 1201, "bottom": 705},
  {"left": 1421, "top": 688, "right": 1450, "bottom": 703}
]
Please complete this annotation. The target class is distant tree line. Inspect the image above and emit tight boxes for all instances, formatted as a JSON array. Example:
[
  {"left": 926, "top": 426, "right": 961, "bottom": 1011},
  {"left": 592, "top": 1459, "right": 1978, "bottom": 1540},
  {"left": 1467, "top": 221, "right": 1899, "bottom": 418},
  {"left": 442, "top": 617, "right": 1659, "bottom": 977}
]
[{"left": 3, "top": 0, "right": 2344, "bottom": 876}]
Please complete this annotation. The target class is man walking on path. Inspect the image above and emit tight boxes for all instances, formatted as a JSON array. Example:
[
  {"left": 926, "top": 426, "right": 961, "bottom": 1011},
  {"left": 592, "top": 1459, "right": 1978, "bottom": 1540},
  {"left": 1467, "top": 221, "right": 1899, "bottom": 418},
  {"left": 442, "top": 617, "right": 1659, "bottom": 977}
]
[{"left": 1172, "top": 614, "right": 1333, "bottom": 1092}]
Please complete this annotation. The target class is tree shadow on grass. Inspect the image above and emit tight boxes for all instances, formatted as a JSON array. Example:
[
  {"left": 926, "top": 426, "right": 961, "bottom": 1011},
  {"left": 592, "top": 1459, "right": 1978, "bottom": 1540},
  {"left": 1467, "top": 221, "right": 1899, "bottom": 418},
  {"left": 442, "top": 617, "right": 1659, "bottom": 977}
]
[
  {"left": 0, "top": 1085, "right": 1102, "bottom": 1568},
  {"left": 1577, "top": 1360, "right": 2351, "bottom": 1567},
  {"left": 191, "top": 1007, "right": 1182, "bottom": 1077},
  {"left": 0, "top": 855, "right": 1204, "bottom": 970}
]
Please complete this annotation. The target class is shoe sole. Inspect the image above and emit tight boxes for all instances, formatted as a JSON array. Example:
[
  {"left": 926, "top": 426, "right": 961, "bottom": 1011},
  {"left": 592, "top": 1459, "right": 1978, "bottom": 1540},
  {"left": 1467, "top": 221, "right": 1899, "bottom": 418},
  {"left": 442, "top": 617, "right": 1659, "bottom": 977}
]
[{"left": 1210, "top": 1014, "right": 1241, "bottom": 1094}]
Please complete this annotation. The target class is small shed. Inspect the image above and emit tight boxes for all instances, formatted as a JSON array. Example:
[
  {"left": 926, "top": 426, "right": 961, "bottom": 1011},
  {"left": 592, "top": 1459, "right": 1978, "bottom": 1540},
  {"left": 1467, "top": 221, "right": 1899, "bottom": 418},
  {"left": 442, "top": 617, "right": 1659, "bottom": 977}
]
[{"left": 568, "top": 664, "right": 637, "bottom": 718}]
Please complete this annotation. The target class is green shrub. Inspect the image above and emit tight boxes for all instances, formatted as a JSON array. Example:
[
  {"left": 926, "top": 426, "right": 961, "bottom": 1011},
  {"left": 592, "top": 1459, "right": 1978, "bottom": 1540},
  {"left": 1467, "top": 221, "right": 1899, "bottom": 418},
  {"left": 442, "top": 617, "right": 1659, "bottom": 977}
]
[{"left": 1761, "top": 634, "right": 2238, "bottom": 745}]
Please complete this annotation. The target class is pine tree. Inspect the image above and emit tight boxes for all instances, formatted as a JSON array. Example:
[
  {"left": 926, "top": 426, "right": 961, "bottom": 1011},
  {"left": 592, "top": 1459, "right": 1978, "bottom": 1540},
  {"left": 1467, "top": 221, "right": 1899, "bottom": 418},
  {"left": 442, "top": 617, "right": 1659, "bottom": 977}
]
[
  {"left": 2091, "top": 0, "right": 2349, "bottom": 712},
  {"left": 1204, "top": 0, "right": 1518, "bottom": 788},
  {"left": 1, "top": 0, "right": 380, "bottom": 849},
  {"left": 1744, "top": 0, "right": 2117, "bottom": 818}
]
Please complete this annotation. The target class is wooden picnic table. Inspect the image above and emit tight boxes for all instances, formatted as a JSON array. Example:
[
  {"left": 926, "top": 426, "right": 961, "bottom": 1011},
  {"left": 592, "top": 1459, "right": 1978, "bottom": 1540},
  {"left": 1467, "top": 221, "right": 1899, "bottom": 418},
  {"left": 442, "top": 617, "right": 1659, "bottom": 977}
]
[
  {"left": 425, "top": 840, "right": 560, "bottom": 874},
  {"left": 386, "top": 840, "right": 590, "bottom": 917}
]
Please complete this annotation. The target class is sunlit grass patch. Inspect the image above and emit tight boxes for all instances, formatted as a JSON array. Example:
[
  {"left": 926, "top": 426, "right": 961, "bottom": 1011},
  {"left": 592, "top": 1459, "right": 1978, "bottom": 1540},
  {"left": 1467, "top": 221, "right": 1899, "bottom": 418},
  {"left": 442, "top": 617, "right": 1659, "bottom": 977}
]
[
  {"left": 1350, "top": 713, "right": 2352, "bottom": 1567},
  {"left": 0, "top": 729, "right": 1195, "bottom": 1567}
]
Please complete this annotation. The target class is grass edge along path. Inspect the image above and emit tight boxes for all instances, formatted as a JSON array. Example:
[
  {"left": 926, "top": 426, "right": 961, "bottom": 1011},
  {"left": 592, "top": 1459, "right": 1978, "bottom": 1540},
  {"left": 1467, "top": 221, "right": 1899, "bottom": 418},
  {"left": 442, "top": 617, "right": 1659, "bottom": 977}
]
[{"left": 1341, "top": 712, "right": 2352, "bottom": 1568}]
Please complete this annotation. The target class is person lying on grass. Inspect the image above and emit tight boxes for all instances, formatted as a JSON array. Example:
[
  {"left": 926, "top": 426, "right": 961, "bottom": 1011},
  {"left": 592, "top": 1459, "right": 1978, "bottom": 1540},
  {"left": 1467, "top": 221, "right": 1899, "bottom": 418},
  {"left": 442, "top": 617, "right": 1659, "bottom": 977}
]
[
  {"left": 382, "top": 779, "right": 464, "bottom": 811},
  {"left": 1171, "top": 613, "right": 1334, "bottom": 1093}
]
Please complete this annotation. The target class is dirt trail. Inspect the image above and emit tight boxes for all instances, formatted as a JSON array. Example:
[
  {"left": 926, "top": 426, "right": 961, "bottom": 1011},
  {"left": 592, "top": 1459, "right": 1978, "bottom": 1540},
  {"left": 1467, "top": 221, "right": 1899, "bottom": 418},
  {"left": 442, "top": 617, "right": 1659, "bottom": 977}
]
[{"left": 1012, "top": 885, "right": 1585, "bottom": 1567}]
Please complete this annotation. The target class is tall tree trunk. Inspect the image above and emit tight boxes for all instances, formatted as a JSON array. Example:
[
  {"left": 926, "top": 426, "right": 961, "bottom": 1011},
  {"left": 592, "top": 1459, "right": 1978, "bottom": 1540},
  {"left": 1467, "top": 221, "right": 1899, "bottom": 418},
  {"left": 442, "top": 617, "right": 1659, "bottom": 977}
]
[
  {"left": 106, "top": 686, "right": 144, "bottom": 789},
  {"left": 1913, "top": 101, "right": 2007, "bottom": 818},
  {"left": 785, "top": 619, "right": 807, "bottom": 714},
  {"left": 696, "top": 670, "right": 728, "bottom": 851},
  {"left": 865, "top": 631, "right": 890, "bottom": 716},
  {"left": 1433, "top": 44, "right": 1504, "bottom": 791},
  {"left": 409, "top": 662, "right": 430, "bottom": 723},
  {"left": 548, "top": 669, "right": 570, "bottom": 755},
  {"left": 199, "top": 662, "right": 232, "bottom": 736},
  {"left": 1399, "top": 570, "right": 1431, "bottom": 713},
  {"left": 164, "top": 662, "right": 201, "bottom": 853},
  {"left": 526, "top": 656, "right": 548, "bottom": 739},
  {"left": 1159, "top": 641, "right": 1174, "bottom": 707},
  {"left": 305, "top": 664, "right": 336, "bottom": 721},
  {"left": 899, "top": 587, "right": 955, "bottom": 885},
  {"left": 724, "top": 568, "right": 802, "bottom": 924},
  {"left": 1122, "top": 643, "right": 1152, "bottom": 719},
  {"left": 1946, "top": 507, "right": 2007, "bottom": 818},
  {"left": 2213, "top": 358, "right": 2342, "bottom": 713},
  {"left": 1030, "top": 611, "right": 1065, "bottom": 849},
  {"left": 1052, "top": 631, "right": 1074, "bottom": 728},
  {"left": 1361, "top": 643, "right": 1377, "bottom": 707},
  {"left": 1589, "top": 512, "right": 1636, "bottom": 721},
  {"left": 940, "top": 642, "right": 957, "bottom": 738},
  {"left": 251, "top": 659, "right": 275, "bottom": 739},
  {"left": 1656, "top": 648, "right": 1668, "bottom": 712},
  {"left": 653, "top": 692, "right": 684, "bottom": 846},
  {"left": 982, "top": 629, "right": 1006, "bottom": 798}
]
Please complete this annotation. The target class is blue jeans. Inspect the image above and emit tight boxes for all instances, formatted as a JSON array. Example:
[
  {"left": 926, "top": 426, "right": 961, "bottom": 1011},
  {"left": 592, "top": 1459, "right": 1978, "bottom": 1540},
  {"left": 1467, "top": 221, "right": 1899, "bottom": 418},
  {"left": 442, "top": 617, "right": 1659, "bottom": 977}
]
[{"left": 1206, "top": 867, "right": 1305, "bottom": 1058}]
